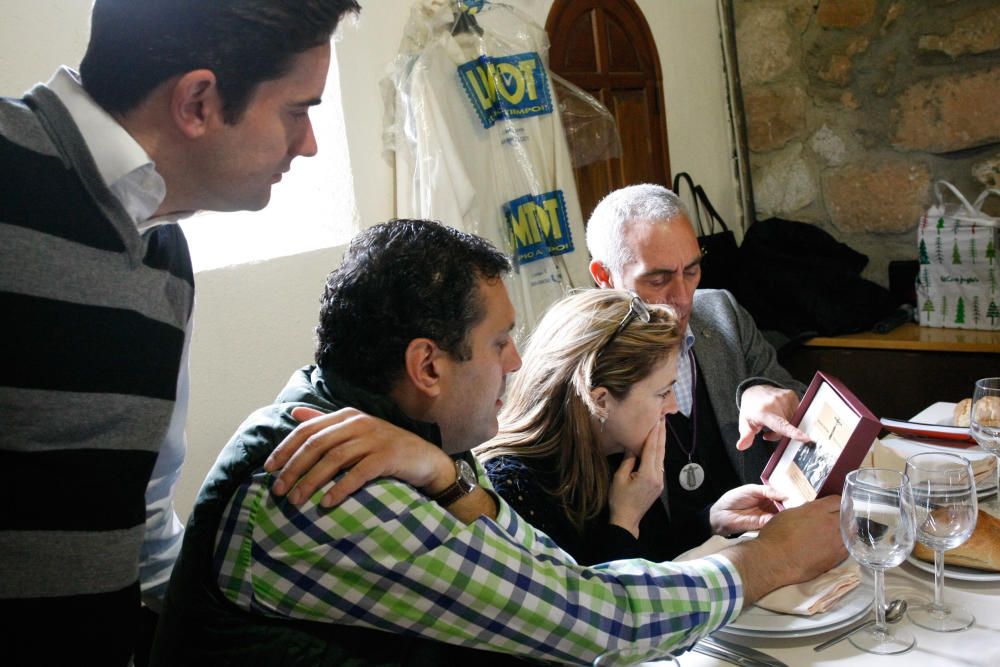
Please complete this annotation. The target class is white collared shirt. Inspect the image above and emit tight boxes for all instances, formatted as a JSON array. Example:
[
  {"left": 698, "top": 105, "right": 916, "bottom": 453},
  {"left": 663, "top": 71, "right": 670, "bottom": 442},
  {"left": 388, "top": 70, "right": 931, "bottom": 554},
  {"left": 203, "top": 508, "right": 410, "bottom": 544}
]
[{"left": 47, "top": 67, "right": 169, "bottom": 232}]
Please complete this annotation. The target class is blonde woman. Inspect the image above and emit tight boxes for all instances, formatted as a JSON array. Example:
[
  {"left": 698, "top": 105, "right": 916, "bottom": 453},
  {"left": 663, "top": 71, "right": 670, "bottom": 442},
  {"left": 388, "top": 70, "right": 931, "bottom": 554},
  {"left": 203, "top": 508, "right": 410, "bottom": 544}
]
[{"left": 476, "top": 289, "right": 784, "bottom": 565}]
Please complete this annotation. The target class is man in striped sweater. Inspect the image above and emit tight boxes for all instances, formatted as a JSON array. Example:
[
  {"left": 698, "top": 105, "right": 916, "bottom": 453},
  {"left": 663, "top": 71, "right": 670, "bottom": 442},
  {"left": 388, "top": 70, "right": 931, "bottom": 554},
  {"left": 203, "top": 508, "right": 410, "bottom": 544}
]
[{"left": 0, "top": 1, "right": 359, "bottom": 664}]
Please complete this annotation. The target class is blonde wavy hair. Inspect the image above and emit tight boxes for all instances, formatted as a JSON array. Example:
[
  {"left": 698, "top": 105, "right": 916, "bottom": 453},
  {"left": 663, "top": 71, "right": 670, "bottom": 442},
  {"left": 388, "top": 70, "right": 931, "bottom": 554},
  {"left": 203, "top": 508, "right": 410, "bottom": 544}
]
[{"left": 475, "top": 289, "right": 681, "bottom": 532}]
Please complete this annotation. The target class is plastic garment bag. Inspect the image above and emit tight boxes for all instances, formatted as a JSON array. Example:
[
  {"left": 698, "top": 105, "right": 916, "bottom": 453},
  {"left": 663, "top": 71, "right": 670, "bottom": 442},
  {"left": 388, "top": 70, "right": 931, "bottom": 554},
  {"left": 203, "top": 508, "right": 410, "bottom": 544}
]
[{"left": 382, "top": 0, "right": 611, "bottom": 330}]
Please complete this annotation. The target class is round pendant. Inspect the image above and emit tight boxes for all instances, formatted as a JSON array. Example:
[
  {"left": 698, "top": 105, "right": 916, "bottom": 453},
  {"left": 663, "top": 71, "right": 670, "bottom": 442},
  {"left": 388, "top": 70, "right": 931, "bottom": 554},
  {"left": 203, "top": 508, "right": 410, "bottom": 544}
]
[{"left": 679, "top": 462, "right": 705, "bottom": 491}]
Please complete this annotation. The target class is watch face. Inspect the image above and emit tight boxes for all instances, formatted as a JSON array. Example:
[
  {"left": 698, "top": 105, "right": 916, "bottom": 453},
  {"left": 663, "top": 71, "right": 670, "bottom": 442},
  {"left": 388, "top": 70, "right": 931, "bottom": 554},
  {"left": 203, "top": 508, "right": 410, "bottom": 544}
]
[{"left": 456, "top": 459, "right": 477, "bottom": 490}]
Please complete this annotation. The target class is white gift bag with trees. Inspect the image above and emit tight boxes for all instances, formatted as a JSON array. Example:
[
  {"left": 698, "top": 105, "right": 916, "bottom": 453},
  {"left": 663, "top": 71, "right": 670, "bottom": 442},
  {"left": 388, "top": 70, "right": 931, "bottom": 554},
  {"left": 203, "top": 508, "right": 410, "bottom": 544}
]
[{"left": 916, "top": 181, "right": 999, "bottom": 330}]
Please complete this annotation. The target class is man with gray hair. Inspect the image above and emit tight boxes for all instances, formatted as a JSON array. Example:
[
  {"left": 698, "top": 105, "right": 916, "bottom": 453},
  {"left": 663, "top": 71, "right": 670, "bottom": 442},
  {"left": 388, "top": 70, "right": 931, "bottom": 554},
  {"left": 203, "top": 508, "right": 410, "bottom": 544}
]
[{"left": 587, "top": 183, "right": 808, "bottom": 535}]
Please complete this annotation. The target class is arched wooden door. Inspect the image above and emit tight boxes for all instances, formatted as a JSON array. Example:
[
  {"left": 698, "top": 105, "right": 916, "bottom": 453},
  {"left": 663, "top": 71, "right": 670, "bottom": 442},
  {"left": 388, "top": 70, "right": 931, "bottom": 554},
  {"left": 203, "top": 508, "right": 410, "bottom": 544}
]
[{"left": 546, "top": 0, "right": 671, "bottom": 223}]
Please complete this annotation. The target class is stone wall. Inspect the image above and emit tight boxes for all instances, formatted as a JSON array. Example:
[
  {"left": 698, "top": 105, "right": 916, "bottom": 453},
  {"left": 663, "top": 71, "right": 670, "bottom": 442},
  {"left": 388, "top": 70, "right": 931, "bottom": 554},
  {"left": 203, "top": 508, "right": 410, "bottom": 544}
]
[{"left": 733, "top": 0, "right": 1000, "bottom": 287}]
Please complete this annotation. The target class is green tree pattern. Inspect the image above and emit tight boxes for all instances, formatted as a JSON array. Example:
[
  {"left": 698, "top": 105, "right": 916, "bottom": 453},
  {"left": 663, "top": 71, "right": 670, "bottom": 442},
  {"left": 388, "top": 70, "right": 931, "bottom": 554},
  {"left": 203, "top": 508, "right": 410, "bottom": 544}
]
[
  {"left": 988, "top": 239, "right": 996, "bottom": 265},
  {"left": 923, "top": 298, "right": 935, "bottom": 321},
  {"left": 936, "top": 218, "right": 945, "bottom": 263},
  {"left": 973, "top": 295, "right": 981, "bottom": 325},
  {"left": 919, "top": 238, "right": 930, "bottom": 264},
  {"left": 952, "top": 239, "right": 962, "bottom": 264},
  {"left": 955, "top": 297, "right": 966, "bottom": 324},
  {"left": 970, "top": 236, "right": 977, "bottom": 265},
  {"left": 988, "top": 300, "right": 1000, "bottom": 326}
]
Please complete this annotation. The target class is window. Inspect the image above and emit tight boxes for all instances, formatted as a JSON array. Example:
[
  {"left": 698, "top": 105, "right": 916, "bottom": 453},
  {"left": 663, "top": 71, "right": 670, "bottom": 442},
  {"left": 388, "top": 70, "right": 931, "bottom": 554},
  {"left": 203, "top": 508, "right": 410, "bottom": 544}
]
[{"left": 180, "top": 47, "right": 358, "bottom": 272}]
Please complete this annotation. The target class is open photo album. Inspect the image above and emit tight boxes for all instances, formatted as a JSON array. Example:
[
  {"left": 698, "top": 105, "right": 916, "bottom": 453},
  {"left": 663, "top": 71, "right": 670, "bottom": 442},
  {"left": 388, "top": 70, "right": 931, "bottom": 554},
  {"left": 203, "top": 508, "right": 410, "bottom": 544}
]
[{"left": 761, "top": 371, "right": 881, "bottom": 509}]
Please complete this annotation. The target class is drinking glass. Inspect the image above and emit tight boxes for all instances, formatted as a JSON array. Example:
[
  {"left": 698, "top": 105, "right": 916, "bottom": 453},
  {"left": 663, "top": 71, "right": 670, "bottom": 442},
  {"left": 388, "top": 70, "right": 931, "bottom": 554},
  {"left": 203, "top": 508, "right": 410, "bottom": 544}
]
[
  {"left": 905, "top": 452, "right": 977, "bottom": 631},
  {"left": 840, "top": 468, "right": 916, "bottom": 655},
  {"left": 970, "top": 377, "right": 1000, "bottom": 512},
  {"left": 592, "top": 647, "right": 678, "bottom": 666}
]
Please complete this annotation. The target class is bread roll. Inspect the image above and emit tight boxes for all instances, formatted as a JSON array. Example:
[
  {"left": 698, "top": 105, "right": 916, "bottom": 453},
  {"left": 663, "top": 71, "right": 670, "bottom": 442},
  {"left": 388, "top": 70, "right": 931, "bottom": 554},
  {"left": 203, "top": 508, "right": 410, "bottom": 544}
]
[
  {"left": 913, "top": 510, "right": 1000, "bottom": 572},
  {"left": 953, "top": 398, "right": 972, "bottom": 427},
  {"left": 974, "top": 396, "right": 1000, "bottom": 426}
]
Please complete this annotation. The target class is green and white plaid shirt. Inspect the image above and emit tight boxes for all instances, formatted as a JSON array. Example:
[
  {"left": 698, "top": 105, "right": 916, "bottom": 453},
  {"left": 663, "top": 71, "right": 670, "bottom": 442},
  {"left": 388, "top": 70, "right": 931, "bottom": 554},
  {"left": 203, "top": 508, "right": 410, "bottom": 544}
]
[{"left": 213, "top": 460, "right": 744, "bottom": 664}]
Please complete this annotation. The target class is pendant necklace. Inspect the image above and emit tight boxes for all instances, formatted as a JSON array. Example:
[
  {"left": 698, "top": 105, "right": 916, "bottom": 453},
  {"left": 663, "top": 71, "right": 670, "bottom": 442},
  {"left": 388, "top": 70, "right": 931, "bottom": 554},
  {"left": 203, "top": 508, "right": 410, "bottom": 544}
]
[{"left": 667, "top": 348, "right": 704, "bottom": 491}]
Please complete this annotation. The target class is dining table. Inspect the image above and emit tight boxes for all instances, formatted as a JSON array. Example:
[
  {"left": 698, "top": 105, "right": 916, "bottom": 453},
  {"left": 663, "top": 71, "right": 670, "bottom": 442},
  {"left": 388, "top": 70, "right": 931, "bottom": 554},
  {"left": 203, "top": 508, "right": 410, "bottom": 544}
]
[{"left": 675, "top": 401, "right": 1000, "bottom": 667}]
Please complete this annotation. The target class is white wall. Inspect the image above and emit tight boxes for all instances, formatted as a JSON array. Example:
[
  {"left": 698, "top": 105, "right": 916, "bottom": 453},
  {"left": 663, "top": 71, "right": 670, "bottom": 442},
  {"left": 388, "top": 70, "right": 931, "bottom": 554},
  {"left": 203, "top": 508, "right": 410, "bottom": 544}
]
[{"left": 2, "top": 1, "right": 736, "bottom": 520}]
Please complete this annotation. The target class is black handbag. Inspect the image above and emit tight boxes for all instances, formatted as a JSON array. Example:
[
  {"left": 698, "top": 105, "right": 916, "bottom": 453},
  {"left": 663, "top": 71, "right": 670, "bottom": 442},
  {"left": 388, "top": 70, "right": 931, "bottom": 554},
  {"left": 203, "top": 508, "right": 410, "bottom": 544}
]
[{"left": 672, "top": 172, "right": 739, "bottom": 291}]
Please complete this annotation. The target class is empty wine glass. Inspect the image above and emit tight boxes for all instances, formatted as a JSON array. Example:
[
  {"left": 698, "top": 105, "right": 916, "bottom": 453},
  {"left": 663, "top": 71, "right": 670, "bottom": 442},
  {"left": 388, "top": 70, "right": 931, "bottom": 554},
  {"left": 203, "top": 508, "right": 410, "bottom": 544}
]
[
  {"left": 905, "top": 452, "right": 977, "bottom": 632},
  {"left": 592, "top": 647, "right": 678, "bottom": 666},
  {"left": 840, "top": 468, "right": 917, "bottom": 655},
  {"left": 970, "top": 377, "right": 1000, "bottom": 512}
]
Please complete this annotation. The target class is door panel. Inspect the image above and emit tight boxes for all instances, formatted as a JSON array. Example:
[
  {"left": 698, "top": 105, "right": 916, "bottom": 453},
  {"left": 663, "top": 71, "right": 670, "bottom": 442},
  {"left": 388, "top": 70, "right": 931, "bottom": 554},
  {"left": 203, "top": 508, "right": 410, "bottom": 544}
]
[{"left": 547, "top": 0, "right": 670, "bottom": 224}]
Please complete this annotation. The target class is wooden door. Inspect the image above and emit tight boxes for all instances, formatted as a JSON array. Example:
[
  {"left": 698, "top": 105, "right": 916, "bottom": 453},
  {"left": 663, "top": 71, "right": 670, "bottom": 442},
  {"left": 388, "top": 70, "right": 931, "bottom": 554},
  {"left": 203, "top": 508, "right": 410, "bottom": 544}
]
[{"left": 546, "top": 0, "right": 671, "bottom": 223}]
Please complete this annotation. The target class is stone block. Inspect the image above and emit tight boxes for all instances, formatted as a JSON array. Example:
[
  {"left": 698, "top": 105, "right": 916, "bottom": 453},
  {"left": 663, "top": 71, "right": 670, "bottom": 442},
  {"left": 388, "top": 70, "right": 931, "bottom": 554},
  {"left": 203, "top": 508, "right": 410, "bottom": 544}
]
[
  {"left": 737, "top": 7, "right": 795, "bottom": 84},
  {"left": 817, "top": 0, "right": 877, "bottom": 29},
  {"left": 823, "top": 161, "right": 931, "bottom": 233},
  {"left": 918, "top": 6, "right": 1000, "bottom": 58},
  {"left": 753, "top": 143, "right": 819, "bottom": 218},
  {"left": 893, "top": 67, "right": 1000, "bottom": 153},
  {"left": 819, "top": 54, "right": 853, "bottom": 85},
  {"left": 972, "top": 153, "right": 1000, "bottom": 189},
  {"left": 810, "top": 125, "right": 849, "bottom": 166},
  {"left": 744, "top": 85, "right": 807, "bottom": 152}
]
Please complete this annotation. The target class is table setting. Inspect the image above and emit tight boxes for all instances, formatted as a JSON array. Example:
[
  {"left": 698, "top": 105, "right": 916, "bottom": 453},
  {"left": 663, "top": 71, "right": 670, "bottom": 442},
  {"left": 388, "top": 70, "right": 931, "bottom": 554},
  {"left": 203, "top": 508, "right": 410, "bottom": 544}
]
[{"left": 668, "top": 377, "right": 1000, "bottom": 667}]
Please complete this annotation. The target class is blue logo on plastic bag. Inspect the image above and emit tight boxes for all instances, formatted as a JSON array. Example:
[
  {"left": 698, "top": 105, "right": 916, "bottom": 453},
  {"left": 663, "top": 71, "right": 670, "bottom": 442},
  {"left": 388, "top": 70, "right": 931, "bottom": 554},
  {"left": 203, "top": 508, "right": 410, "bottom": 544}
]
[
  {"left": 504, "top": 190, "right": 574, "bottom": 264},
  {"left": 458, "top": 52, "right": 552, "bottom": 129}
]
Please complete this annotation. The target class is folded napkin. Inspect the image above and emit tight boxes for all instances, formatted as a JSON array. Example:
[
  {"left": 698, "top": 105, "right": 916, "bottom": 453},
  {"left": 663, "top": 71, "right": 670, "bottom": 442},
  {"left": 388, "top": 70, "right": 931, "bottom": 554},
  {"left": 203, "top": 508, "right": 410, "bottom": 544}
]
[
  {"left": 864, "top": 437, "right": 997, "bottom": 490},
  {"left": 676, "top": 535, "right": 861, "bottom": 616}
]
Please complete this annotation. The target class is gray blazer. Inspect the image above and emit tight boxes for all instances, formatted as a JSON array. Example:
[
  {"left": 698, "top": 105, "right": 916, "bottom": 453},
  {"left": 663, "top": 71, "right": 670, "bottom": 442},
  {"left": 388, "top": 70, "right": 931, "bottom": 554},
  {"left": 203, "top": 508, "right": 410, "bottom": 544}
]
[{"left": 690, "top": 289, "right": 807, "bottom": 485}]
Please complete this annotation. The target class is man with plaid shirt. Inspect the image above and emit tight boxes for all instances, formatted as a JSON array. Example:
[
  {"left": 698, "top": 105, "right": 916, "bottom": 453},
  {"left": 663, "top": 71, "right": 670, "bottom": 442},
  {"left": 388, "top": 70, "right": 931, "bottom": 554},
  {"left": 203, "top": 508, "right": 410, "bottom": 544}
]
[{"left": 153, "top": 219, "right": 844, "bottom": 666}]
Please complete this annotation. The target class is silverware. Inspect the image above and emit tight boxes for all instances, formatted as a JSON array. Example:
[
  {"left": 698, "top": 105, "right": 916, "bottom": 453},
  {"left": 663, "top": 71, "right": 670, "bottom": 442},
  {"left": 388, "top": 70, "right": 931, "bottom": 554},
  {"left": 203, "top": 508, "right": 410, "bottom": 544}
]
[
  {"left": 812, "top": 598, "right": 907, "bottom": 652},
  {"left": 692, "top": 635, "right": 787, "bottom": 667}
]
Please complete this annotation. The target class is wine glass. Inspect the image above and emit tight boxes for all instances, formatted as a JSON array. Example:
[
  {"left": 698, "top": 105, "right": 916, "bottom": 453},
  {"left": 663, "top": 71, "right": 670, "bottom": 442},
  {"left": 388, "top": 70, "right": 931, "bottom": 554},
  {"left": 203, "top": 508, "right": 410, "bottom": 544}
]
[
  {"left": 592, "top": 647, "right": 678, "bottom": 666},
  {"left": 840, "top": 468, "right": 917, "bottom": 655},
  {"left": 970, "top": 377, "right": 1000, "bottom": 512},
  {"left": 905, "top": 452, "right": 977, "bottom": 631}
]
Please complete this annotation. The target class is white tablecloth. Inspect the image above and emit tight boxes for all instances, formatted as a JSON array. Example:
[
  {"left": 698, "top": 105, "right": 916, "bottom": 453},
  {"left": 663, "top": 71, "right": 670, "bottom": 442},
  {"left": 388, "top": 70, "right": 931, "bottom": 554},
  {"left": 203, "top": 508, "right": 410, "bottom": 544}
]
[
  {"left": 678, "top": 402, "right": 1000, "bottom": 666},
  {"left": 678, "top": 563, "right": 1000, "bottom": 666}
]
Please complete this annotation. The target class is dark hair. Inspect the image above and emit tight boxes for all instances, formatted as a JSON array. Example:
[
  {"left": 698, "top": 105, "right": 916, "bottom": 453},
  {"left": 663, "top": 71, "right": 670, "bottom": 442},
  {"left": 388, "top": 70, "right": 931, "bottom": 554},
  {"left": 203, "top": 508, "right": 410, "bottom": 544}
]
[
  {"left": 316, "top": 219, "right": 511, "bottom": 394},
  {"left": 79, "top": 0, "right": 360, "bottom": 123}
]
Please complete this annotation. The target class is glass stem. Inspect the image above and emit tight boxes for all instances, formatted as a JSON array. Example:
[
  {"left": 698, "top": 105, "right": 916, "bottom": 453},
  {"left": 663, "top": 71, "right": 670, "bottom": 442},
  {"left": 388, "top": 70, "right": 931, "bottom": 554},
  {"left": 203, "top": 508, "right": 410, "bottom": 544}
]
[
  {"left": 995, "top": 454, "right": 999, "bottom": 508},
  {"left": 873, "top": 567, "right": 886, "bottom": 633},
  {"left": 933, "top": 548, "right": 946, "bottom": 611}
]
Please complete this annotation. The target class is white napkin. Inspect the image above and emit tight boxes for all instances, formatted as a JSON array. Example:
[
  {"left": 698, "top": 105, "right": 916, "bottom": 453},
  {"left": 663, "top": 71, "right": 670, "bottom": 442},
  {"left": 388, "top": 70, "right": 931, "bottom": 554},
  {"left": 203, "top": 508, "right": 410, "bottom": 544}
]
[
  {"left": 676, "top": 535, "right": 861, "bottom": 616},
  {"left": 863, "top": 437, "right": 997, "bottom": 490}
]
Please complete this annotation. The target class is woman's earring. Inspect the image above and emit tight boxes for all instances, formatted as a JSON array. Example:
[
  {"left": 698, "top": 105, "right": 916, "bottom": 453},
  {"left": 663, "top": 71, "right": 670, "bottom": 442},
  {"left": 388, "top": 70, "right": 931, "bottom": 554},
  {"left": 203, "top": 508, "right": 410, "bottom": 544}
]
[{"left": 599, "top": 416, "right": 607, "bottom": 433}]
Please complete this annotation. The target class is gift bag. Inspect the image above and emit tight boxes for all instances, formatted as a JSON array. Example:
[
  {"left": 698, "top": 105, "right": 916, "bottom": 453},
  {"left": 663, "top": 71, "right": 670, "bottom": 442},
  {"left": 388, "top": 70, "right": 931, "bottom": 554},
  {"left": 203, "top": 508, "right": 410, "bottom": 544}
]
[
  {"left": 916, "top": 181, "right": 1000, "bottom": 330},
  {"left": 672, "top": 172, "right": 739, "bottom": 291}
]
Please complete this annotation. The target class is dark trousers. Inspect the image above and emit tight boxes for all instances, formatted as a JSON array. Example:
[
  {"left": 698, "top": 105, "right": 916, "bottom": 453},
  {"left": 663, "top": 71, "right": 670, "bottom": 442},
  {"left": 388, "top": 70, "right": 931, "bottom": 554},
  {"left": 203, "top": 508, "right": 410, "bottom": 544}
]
[{"left": 3, "top": 582, "right": 142, "bottom": 667}]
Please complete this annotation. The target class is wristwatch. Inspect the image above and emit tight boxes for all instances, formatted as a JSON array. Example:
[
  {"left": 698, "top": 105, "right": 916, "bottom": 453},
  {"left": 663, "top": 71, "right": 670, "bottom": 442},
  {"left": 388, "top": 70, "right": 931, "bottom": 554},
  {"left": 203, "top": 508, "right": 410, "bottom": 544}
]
[{"left": 429, "top": 458, "right": 477, "bottom": 506}]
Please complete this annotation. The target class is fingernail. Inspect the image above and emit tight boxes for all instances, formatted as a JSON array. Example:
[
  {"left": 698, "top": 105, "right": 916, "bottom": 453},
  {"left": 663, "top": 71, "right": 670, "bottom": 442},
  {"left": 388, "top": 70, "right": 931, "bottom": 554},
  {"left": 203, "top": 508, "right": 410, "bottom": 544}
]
[
  {"left": 289, "top": 489, "right": 301, "bottom": 505},
  {"left": 320, "top": 495, "right": 334, "bottom": 509},
  {"left": 263, "top": 458, "right": 275, "bottom": 472},
  {"left": 272, "top": 479, "right": 286, "bottom": 495}
]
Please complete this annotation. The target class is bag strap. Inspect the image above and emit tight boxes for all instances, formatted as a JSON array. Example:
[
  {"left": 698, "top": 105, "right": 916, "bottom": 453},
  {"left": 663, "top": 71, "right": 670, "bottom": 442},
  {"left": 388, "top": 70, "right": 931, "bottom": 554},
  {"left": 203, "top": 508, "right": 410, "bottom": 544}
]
[
  {"left": 933, "top": 180, "right": 978, "bottom": 215},
  {"left": 672, "top": 172, "right": 706, "bottom": 235},
  {"left": 672, "top": 172, "right": 730, "bottom": 236},
  {"left": 973, "top": 187, "right": 1000, "bottom": 211},
  {"left": 693, "top": 185, "right": 731, "bottom": 234},
  {"left": 933, "top": 181, "right": 1000, "bottom": 228}
]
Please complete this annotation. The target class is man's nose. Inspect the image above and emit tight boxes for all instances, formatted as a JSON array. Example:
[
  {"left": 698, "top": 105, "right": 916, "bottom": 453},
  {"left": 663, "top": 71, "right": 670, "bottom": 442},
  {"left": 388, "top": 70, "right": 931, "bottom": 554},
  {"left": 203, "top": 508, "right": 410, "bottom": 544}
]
[{"left": 295, "top": 117, "right": 319, "bottom": 158}]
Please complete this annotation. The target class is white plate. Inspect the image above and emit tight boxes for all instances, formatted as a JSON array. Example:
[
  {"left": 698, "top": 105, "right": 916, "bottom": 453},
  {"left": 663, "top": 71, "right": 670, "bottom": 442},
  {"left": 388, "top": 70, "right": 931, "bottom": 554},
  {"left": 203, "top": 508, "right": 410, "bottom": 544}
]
[
  {"left": 905, "top": 554, "right": 1000, "bottom": 582},
  {"left": 717, "top": 573, "right": 873, "bottom": 638}
]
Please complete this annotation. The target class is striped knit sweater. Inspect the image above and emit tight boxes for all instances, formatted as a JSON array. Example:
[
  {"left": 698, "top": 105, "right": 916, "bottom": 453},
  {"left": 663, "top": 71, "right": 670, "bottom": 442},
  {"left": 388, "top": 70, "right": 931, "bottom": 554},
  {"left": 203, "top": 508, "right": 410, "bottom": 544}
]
[{"left": 0, "top": 85, "right": 193, "bottom": 637}]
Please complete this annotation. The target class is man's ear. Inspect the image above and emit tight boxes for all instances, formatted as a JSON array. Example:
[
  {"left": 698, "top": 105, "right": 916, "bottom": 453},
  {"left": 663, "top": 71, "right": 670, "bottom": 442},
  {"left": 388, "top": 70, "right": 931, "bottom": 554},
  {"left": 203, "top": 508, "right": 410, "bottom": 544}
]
[
  {"left": 403, "top": 338, "right": 444, "bottom": 398},
  {"left": 169, "top": 69, "right": 222, "bottom": 139},
  {"left": 589, "top": 259, "right": 614, "bottom": 288}
]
